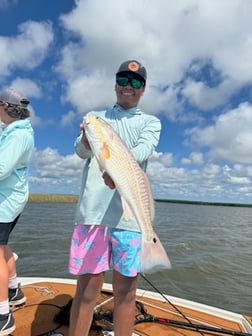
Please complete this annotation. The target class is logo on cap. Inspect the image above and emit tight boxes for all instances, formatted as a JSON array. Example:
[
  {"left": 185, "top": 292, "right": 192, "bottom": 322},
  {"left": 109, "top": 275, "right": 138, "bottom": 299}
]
[{"left": 128, "top": 61, "right": 140, "bottom": 72}]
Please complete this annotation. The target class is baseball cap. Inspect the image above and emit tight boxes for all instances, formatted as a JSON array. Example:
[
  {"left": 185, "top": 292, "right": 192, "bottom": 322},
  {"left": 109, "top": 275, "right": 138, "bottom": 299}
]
[
  {"left": 116, "top": 60, "right": 147, "bottom": 82},
  {"left": 0, "top": 87, "right": 29, "bottom": 106}
]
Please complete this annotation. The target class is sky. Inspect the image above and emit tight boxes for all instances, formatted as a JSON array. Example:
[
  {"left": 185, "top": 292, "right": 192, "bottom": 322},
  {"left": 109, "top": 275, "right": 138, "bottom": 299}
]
[{"left": 1, "top": 0, "right": 252, "bottom": 204}]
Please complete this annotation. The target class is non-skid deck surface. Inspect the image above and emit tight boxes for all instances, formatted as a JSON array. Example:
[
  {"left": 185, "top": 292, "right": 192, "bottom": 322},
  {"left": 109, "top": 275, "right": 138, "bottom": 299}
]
[
  {"left": 12, "top": 282, "right": 75, "bottom": 336},
  {"left": 12, "top": 281, "right": 252, "bottom": 336}
]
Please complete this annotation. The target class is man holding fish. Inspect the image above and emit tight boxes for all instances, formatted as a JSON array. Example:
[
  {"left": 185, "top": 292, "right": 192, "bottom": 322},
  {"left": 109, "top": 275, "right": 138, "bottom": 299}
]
[{"left": 68, "top": 60, "right": 170, "bottom": 336}]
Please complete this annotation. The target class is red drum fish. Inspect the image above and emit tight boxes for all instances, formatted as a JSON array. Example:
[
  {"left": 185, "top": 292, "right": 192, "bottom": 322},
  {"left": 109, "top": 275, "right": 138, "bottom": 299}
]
[{"left": 83, "top": 112, "right": 171, "bottom": 273}]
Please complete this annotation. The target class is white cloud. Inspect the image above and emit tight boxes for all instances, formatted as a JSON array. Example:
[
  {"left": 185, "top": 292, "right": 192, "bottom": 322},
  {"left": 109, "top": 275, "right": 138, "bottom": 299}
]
[
  {"left": 62, "top": 72, "right": 115, "bottom": 113},
  {"left": 33, "top": 147, "right": 83, "bottom": 178},
  {"left": 60, "top": 110, "right": 77, "bottom": 128},
  {"left": 181, "top": 152, "right": 204, "bottom": 165},
  {"left": 0, "top": 20, "right": 54, "bottom": 79},
  {"left": 203, "top": 163, "right": 221, "bottom": 177},
  {"left": 227, "top": 176, "right": 250, "bottom": 184},
  {"left": 182, "top": 78, "right": 239, "bottom": 111},
  {"left": 8, "top": 77, "right": 42, "bottom": 98},
  {"left": 149, "top": 151, "right": 174, "bottom": 166},
  {"left": 29, "top": 147, "right": 84, "bottom": 194},
  {"left": 186, "top": 102, "right": 252, "bottom": 164}
]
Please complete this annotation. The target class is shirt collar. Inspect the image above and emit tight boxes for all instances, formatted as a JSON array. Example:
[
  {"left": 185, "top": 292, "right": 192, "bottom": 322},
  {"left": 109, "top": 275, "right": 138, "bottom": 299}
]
[{"left": 114, "top": 103, "right": 142, "bottom": 115}]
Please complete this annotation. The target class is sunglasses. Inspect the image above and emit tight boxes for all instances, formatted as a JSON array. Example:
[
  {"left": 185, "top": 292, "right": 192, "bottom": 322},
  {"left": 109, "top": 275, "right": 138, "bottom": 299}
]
[{"left": 116, "top": 76, "right": 145, "bottom": 89}]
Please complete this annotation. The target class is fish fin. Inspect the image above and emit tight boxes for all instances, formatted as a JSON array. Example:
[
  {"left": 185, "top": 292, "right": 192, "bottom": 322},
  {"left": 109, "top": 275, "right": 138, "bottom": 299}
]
[
  {"left": 140, "top": 232, "right": 171, "bottom": 274},
  {"left": 101, "top": 143, "right": 110, "bottom": 159},
  {"left": 121, "top": 197, "right": 133, "bottom": 220}
]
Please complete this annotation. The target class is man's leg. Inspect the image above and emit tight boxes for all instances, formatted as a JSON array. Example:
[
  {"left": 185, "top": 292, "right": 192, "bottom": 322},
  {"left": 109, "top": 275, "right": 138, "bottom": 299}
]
[
  {"left": 5, "top": 246, "right": 16, "bottom": 280},
  {"left": 69, "top": 272, "right": 104, "bottom": 336},
  {"left": 113, "top": 270, "right": 139, "bottom": 336}
]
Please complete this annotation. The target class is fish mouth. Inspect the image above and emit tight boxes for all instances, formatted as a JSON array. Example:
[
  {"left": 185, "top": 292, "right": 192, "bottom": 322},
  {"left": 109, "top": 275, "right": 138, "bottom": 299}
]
[{"left": 83, "top": 116, "right": 90, "bottom": 125}]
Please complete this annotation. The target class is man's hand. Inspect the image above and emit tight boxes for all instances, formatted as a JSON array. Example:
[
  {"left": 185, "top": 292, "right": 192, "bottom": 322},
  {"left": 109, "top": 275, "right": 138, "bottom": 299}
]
[
  {"left": 102, "top": 172, "right": 115, "bottom": 189},
  {"left": 80, "top": 123, "right": 91, "bottom": 150}
]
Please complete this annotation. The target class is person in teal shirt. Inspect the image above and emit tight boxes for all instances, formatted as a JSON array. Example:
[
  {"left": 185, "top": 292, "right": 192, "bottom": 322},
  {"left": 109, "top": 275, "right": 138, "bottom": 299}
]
[
  {"left": 0, "top": 88, "right": 34, "bottom": 335},
  {"left": 69, "top": 60, "right": 161, "bottom": 336}
]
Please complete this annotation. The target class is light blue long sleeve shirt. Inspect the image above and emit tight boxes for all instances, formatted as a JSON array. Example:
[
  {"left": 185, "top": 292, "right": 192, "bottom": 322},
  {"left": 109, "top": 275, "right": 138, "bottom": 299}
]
[
  {"left": 74, "top": 104, "right": 161, "bottom": 232},
  {"left": 0, "top": 119, "right": 34, "bottom": 222}
]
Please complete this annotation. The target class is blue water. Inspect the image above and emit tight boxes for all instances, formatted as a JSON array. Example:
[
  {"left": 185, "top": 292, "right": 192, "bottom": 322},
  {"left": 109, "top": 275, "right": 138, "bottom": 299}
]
[{"left": 9, "top": 201, "right": 252, "bottom": 315}]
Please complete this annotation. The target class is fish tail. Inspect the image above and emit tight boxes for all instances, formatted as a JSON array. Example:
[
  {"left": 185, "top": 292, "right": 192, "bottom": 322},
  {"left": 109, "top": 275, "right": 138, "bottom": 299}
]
[{"left": 140, "top": 234, "right": 171, "bottom": 274}]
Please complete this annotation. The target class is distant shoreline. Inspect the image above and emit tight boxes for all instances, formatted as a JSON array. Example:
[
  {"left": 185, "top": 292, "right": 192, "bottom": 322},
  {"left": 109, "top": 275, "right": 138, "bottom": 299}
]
[
  {"left": 155, "top": 198, "right": 252, "bottom": 207},
  {"left": 28, "top": 193, "right": 252, "bottom": 207},
  {"left": 29, "top": 193, "right": 79, "bottom": 203}
]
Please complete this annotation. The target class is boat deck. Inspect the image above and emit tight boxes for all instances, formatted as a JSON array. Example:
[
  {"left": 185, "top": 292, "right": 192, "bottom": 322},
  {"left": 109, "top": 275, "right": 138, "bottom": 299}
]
[{"left": 12, "top": 279, "right": 252, "bottom": 336}]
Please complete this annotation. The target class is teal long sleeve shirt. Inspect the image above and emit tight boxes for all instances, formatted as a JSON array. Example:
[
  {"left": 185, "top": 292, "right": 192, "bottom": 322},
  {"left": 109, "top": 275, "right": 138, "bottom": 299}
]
[
  {"left": 74, "top": 104, "right": 161, "bottom": 232},
  {"left": 0, "top": 119, "right": 34, "bottom": 222}
]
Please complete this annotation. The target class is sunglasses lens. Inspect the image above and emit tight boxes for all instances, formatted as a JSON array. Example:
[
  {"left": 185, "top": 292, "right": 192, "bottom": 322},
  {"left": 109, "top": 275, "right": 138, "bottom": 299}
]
[
  {"left": 116, "top": 77, "right": 129, "bottom": 86},
  {"left": 131, "top": 78, "right": 143, "bottom": 89}
]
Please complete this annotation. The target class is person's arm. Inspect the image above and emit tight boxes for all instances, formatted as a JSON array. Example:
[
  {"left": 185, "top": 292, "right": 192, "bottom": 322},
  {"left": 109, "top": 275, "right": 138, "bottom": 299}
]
[
  {"left": 131, "top": 116, "right": 161, "bottom": 163},
  {"left": 74, "top": 123, "right": 92, "bottom": 159}
]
